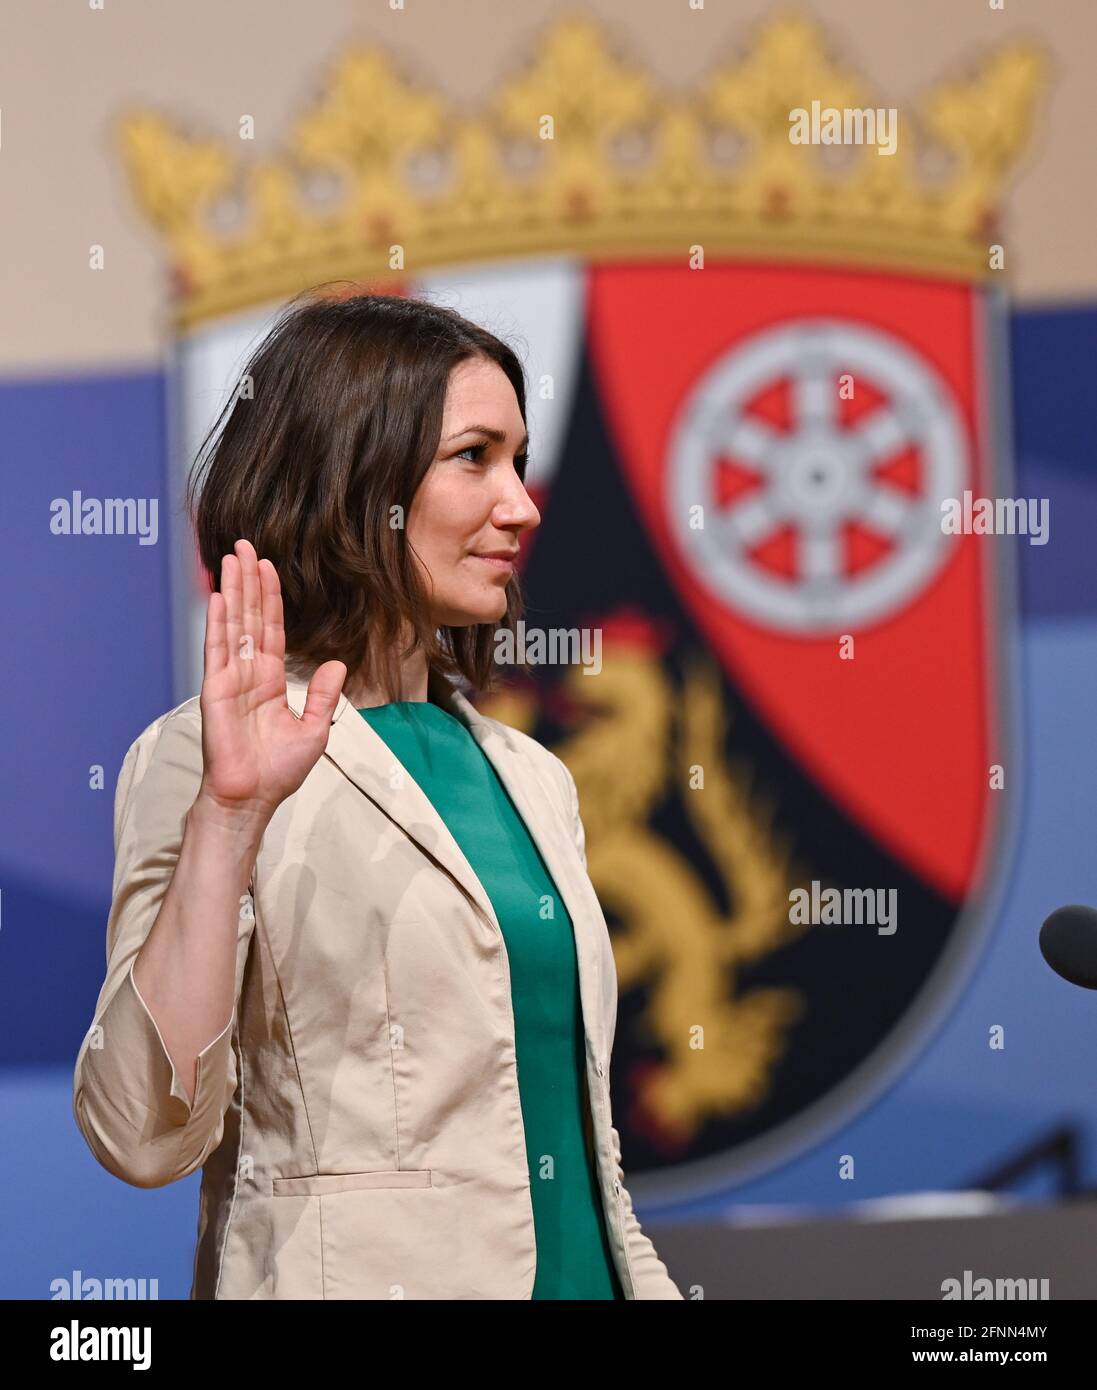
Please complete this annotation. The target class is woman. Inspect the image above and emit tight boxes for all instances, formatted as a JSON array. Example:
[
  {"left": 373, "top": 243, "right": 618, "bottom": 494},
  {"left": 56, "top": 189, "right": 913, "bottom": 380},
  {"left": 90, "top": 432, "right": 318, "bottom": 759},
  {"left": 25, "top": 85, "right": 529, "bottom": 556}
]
[{"left": 72, "top": 289, "right": 683, "bottom": 1301}]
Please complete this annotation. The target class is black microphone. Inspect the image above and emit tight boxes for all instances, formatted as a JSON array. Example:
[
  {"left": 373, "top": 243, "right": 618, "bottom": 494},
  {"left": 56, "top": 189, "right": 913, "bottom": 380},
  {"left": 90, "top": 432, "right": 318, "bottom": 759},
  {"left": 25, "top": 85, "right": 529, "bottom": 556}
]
[{"left": 1040, "top": 905, "right": 1097, "bottom": 989}]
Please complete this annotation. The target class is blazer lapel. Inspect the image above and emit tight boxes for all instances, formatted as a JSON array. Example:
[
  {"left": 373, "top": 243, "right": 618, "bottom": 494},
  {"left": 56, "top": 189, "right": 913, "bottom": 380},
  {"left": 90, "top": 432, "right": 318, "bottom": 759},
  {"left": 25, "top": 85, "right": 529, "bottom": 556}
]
[{"left": 282, "top": 671, "right": 492, "bottom": 928}]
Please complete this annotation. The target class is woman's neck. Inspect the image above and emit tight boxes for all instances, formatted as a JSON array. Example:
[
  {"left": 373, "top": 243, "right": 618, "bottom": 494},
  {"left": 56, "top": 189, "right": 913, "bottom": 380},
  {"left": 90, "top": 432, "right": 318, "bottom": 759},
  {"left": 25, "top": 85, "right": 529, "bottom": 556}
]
[{"left": 344, "top": 647, "right": 431, "bottom": 708}]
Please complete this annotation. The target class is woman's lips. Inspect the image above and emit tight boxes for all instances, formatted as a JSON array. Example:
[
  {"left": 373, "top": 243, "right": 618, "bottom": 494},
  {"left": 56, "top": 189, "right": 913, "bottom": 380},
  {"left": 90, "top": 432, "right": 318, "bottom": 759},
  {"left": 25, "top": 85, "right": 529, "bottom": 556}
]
[{"left": 471, "top": 554, "right": 514, "bottom": 571}]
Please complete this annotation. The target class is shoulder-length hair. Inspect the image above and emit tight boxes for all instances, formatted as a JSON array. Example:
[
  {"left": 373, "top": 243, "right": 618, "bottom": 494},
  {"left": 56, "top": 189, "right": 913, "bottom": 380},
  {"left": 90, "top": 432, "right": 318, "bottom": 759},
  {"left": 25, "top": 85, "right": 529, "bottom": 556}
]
[{"left": 185, "top": 285, "right": 530, "bottom": 703}]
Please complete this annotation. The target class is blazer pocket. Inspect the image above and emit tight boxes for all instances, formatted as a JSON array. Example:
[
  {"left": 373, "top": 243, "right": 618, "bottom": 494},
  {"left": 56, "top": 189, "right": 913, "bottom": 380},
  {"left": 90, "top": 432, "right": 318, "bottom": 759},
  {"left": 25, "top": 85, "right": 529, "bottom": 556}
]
[{"left": 272, "top": 1169, "right": 433, "bottom": 1197}]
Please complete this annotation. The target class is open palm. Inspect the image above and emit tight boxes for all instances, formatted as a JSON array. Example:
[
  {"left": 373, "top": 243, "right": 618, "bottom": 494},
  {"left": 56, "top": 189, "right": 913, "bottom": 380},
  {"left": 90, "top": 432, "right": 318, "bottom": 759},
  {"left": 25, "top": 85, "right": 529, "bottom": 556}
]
[{"left": 198, "top": 538, "right": 347, "bottom": 818}]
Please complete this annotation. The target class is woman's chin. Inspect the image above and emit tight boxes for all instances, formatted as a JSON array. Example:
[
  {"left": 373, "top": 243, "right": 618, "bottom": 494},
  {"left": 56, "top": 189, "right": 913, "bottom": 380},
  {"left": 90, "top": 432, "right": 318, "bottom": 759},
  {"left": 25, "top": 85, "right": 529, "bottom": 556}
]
[{"left": 436, "top": 593, "right": 509, "bottom": 627}]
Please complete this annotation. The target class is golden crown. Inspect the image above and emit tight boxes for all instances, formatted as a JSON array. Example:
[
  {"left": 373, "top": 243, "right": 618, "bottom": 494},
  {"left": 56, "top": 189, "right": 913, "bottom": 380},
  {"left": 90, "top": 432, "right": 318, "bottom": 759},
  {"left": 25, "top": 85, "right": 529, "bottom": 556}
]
[{"left": 117, "top": 10, "right": 1046, "bottom": 330}]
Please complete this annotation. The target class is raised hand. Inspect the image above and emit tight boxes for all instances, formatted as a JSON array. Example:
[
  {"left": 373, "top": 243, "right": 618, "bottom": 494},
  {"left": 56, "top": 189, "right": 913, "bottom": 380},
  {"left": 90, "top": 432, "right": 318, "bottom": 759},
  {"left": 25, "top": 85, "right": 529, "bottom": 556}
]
[{"left": 196, "top": 538, "right": 347, "bottom": 821}]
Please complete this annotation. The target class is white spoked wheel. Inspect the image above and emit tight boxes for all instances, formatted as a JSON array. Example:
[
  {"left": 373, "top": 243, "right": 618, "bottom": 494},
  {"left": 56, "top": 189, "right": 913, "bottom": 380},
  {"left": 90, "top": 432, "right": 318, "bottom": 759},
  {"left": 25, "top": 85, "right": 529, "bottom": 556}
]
[{"left": 666, "top": 319, "right": 967, "bottom": 633}]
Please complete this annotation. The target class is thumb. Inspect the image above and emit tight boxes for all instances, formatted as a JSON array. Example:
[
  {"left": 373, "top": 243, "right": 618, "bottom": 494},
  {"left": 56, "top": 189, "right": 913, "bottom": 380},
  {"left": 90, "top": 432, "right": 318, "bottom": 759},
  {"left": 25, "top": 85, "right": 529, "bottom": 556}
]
[{"left": 301, "top": 660, "right": 347, "bottom": 729}]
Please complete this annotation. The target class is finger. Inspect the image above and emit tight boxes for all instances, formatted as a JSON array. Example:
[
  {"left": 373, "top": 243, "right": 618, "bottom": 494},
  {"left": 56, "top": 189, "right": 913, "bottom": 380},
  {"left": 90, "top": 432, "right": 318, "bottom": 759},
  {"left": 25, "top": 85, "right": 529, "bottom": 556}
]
[
  {"left": 235, "top": 538, "right": 262, "bottom": 665},
  {"left": 301, "top": 660, "right": 347, "bottom": 728},
  {"left": 258, "top": 558, "right": 285, "bottom": 663},
  {"left": 221, "top": 553, "right": 243, "bottom": 667},
  {"left": 204, "top": 589, "right": 228, "bottom": 677}
]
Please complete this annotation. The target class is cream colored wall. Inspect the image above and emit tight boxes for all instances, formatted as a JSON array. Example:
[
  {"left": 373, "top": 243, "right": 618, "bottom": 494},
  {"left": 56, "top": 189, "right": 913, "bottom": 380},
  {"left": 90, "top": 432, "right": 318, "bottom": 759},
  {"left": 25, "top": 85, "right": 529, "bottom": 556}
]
[{"left": 0, "top": 0, "right": 1091, "bottom": 373}]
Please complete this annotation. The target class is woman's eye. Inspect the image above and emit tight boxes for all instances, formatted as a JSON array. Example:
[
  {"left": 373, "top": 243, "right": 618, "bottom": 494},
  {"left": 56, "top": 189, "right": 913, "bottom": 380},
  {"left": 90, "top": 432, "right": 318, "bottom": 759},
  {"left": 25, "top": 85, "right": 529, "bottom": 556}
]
[{"left": 454, "top": 443, "right": 531, "bottom": 481}]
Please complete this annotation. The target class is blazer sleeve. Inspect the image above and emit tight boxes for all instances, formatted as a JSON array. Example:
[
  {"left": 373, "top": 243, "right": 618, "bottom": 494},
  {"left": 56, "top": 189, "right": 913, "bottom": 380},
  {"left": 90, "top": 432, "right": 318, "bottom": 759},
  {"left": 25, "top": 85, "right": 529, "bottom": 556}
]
[
  {"left": 72, "top": 706, "right": 255, "bottom": 1189},
  {"left": 558, "top": 759, "right": 685, "bottom": 1301}
]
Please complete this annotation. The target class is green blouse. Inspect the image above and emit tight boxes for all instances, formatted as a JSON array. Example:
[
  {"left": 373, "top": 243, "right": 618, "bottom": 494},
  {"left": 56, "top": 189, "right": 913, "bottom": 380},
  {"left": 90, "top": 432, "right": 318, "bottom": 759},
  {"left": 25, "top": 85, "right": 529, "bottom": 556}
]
[{"left": 358, "top": 699, "right": 625, "bottom": 1301}]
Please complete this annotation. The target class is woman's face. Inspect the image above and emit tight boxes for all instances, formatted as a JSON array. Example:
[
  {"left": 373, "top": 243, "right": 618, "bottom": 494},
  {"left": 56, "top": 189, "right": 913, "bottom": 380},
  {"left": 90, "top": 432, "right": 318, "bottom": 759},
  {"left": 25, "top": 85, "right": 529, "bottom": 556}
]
[{"left": 407, "top": 356, "right": 541, "bottom": 627}]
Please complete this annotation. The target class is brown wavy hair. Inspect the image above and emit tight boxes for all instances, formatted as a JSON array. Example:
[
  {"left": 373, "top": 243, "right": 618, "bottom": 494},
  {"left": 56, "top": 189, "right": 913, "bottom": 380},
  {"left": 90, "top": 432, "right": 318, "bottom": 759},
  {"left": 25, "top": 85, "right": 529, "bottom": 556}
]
[{"left": 186, "top": 285, "right": 530, "bottom": 703}]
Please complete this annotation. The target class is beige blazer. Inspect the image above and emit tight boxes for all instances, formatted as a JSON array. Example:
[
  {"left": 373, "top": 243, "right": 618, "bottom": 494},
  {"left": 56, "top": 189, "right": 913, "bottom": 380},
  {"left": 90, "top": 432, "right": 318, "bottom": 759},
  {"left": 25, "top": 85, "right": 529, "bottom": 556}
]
[{"left": 72, "top": 669, "right": 683, "bottom": 1300}]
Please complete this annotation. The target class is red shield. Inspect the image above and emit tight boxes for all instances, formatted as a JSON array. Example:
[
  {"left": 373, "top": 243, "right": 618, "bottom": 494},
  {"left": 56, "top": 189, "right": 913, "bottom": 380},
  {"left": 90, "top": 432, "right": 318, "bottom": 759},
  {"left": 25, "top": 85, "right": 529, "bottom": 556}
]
[{"left": 586, "top": 262, "right": 1002, "bottom": 903}]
